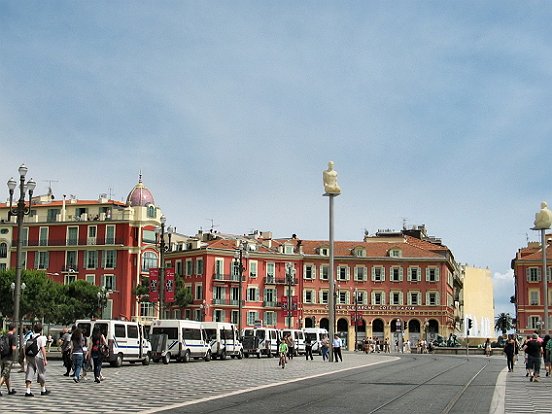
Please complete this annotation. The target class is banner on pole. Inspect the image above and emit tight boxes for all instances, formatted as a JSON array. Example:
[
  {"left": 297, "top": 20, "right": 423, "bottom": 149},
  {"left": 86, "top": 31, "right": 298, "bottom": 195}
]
[
  {"left": 164, "top": 267, "right": 175, "bottom": 303},
  {"left": 149, "top": 268, "right": 159, "bottom": 303}
]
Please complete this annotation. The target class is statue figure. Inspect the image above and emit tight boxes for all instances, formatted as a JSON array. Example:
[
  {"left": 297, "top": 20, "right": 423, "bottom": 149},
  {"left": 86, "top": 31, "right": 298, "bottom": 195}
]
[
  {"left": 534, "top": 201, "right": 552, "bottom": 230},
  {"left": 323, "top": 161, "right": 341, "bottom": 195}
]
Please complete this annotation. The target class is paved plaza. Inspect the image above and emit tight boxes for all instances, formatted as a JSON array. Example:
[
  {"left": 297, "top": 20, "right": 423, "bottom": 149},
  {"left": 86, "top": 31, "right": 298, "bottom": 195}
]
[{"left": 0, "top": 352, "right": 549, "bottom": 413}]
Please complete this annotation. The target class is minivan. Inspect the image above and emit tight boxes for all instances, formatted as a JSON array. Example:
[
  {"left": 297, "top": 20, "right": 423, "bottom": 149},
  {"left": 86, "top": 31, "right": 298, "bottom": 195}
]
[
  {"left": 150, "top": 319, "right": 211, "bottom": 364},
  {"left": 303, "top": 328, "right": 329, "bottom": 355},
  {"left": 281, "top": 329, "right": 306, "bottom": 356},
  {"left": 242, "top": 327, "right": 280, "bottom": 358},
  {"left": 202, "top": 322, "right": 243, "bottom": 360}
]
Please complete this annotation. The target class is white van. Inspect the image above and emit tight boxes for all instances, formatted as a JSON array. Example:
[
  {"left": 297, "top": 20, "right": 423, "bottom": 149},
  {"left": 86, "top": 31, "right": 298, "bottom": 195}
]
[
  {"left": 75, "top": 319, "right": 151, "bottom": 367},
  {"left": 150, "top": 319, "right": 211, "bottom": 364},
  {"left": 242, "top": 327, "right": 280, "bottom": 358},
  {"left": 202, "top": 322, "right": 243, "bottom": 360},
  {"left": 282, "top": 329, "right": 306, "bottom": 356},
  {"left": 303, "top": 328, "right": 329, "bottom": 355}
]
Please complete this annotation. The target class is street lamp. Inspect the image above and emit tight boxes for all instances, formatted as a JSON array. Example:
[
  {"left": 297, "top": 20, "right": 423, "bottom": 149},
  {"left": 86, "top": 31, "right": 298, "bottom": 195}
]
[
  {"left": 352, "top": 288, "right": 359, "bottom": 351},
  {"left": 323, "top": 161, "right": 341, "bottom": 362},
  {"left": 234, "top": 240, "right": 248, "bottom": 334},
  {"left": 424, "top": 319, "right": 430, "bottom": 341},
  {"left": 7, "top": 164, "right": 36, "bottom": 362},
  {"left": 200, "top": 300, "right": 209, "bottom": 322},
  {"left": 533, "top": 201, "right": 552, "bottom": 335},
  {"left": 97, "top": 287, "right": 108, "bottom": 319},
  {"left": 157, "top": 216, "right": 172, "bottom": 319},
  {"left": 286, "top": 263, "right": 296, "bottom": 329}
]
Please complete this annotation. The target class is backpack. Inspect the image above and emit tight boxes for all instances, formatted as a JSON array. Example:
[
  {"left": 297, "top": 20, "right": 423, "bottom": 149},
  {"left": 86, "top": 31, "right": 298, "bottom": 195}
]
[
  {"left": 0, "top": 334, "right": 10, "bottom": 358},
  {"left": 25, "top": 335, "right": 39, "bottom": 357}
]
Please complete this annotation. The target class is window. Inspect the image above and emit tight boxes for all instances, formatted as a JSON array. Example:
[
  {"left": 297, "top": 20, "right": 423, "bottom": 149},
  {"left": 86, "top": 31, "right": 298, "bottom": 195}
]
[
  {"left": 304, "top": 290, "right": 314, "bottom": 304},
  {"left": 337, "top": 265, "right": 349, "bottom": 281},
  {"left": 35, "top": 251, "right": 49, "bottom": 269},
  {"left": 320, "top": 247, "right": 329, "bottom": 256},
  {"left": 264, "top": 288, "right": 277, "bottom": 305},
  {"left": 185, "top": 259, "right": 193, "bottom": 276},
  {"left": 320, "top": 290, "right": 329, "bottom": 304},
  {"left": 64, "top": 273, "right": 77, "bottom": 284},
  {"left": 39, "top": 227, "right": 48, "bottom": 246},
  {"left": 338, "top": 291, "right": 347, "bottom": 304},
  {"left": 247, "top": 311, "right": 259, "bottom": 326},
  {"left": 231, "top": 310, "right": 239, "bottom": 325},
  {"left": 427, "top": 292, "right": 439, "bottom": 306},
  {"left": 390, "top": 291, "right": 402, "bottom": 305},
  {"left": 354, "top": 266, "right": 367, "bottom": 281},
  {"left": 529, "top": 316, "right": 541, "bottom": 330},
  {"left": 196, "top": 259, "right": 204, "bottom": 276},
  {"left": 147, "top": 205, "right": 156, "bottom": 218},
  {"left": 530, "top": 290, "right": 540, "bottom": 306},
  {"left": 247, "top": 287, "right": 259, "bottom": 302},
  {"left": 390, "top": 267, "right": 403, "bottom": 282},
  {"left": 409, "top": 292, "right": 420, "bottom": 305},
  {"left": 354, "top": 247, "right": 366, "bottom": 257},
  {"left": 372, "top": 266, "right": 385, "bottom": 282},
  {"left": 87, "top": 226, "right": 97, "bottom": 244},
  {"left": 103, "top": 250, "right": 116, "bottom": 269},
  {"left": 389, "top": 249, "right": 401, "bottom": 257},
  {"left": 86, "top": 274, "right": 95, "bottom": 284},
  {"left": 527, "top": 267, "right": 540, "bottom": 282},
  {"left": 175, "top": 260, "right": 182, "bottom": 276},
  {"left": 426, "top": 267, "right": 440, "bottom": 282},
  {"left": 249, "top": 261, "right": 257, "bottom": 278},
  {"left": 85, "top": 251, "right": 98, "bottom": 269},
  {"left": 214, "top": 309, "right": 224, "bottom": 322},
  {"left": 142, "top": 251, "right": 157, "bottom": 271},
  {"left": 266, "top": 262, "right": 275, "bottom": 279},
  {"left": 214, "top": 286, "right": 224, "bottom": 302},
  {"left": 230, "top": 287, "right": 239, "bottom": 304},
  {"left": 195, "top": 284, "right": 203, "bottom": 301},
  {"left": 102, "top": 274, "right": 116, "bottom": 291},
  {"left": 320, "top": 265, "right": 329, "bottom": 281},
  {"left": 105, "top": 225, "right": 115, "bottom": 244},
  {"left": 408, "top": 267, "right": 421, "bottom": 282},
  {"left": 372, "top": 291, "right": 385, "bottom": 305},
  {"left": 304, "top": 264, "right": 315, "bottom": 280},
  {"left": 355, "top": 291, "right": 365, "bottom": 304},
  {"left": 215, "top": 258, "right": 224, "bottom": 278},
  {"left": 264, "top": 311, "right": 276, "bottom": 326},
  {"left": 0, "top": 242, "right": 6, "bottom": 258},
  {"left": 0, "top": 264, "right": 5, "bottom": 271},
  {"left": 67, "top": 227, "right": 78, "bottom": 246},
  {"left": 284, "top": 244, "right": 294, "bottom": 254}
]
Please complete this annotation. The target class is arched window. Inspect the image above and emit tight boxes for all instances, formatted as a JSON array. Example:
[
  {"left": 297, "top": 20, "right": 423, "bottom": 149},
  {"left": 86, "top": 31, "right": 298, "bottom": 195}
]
[
  {"left": 142, "top": 251, "right": 158, "bottom": 271},
  {"left": 147, "top": 205, "right": 156, "bottom": 218},
  {"left": 0, "top": 242, "right": 7, "bottom": 258}
]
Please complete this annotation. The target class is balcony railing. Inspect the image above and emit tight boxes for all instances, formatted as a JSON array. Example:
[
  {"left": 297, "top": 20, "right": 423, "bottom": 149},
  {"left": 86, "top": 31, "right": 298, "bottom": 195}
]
[
  {"left": 16, "top": 237, "right": 126, "bottom": 247},
  {"left": 275, "top": 277, "right": 298, "bottom": 285},
  {"left": 61, "top": 265, "right": 79, "bottom": 272},
  {"left": 212, "top": 273, "right": 244, "bottom": 282}
]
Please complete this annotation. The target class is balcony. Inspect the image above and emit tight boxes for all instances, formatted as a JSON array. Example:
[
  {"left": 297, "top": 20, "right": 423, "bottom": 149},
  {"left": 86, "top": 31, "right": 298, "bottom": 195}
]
[
  {"left": 265, "top": 276, "right": 276, "bottom": 284},
  {"left": 20, "top": 237, "right": 126, "bottom": 247},
  {"left": 61, "top": 265, "right": 79, "bottom": 273},
  {"left": 275, "top": 277, "right": 298, "bottom": 285},
  {"left": 212, "top": 298, "right": 228, "bottom": 305},
  {"left": 212, "top": 273, "right": 244, "bottom": 282},
  {"left": 263, "top": 301, "right": 279, "bottom": 307}
]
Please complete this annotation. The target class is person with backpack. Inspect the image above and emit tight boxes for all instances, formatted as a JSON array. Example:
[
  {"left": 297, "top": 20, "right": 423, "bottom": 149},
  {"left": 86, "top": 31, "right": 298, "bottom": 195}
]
[
  {"left": 87, "top": 326, "right": 107, "bottom": 383},
  {"left": 24, "top": 322, "right": 50, "bottom": 397},
  {"left": 0, "top": 322, "right": 17, "bottom": 396}
]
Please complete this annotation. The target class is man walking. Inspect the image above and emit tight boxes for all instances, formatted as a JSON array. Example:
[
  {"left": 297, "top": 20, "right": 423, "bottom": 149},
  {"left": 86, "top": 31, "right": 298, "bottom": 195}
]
[
  {"left": 0, "top": 322, "right": 17, "bottom": 396},
  {"left": 524, "top": 333, "right": 543, "bottom": 382},
  {"left": 24, "top": 322, "right": 50, "bottom": 396},
  {"left": 305, "top": 337, "right": 314, "bottom": 361},
  {"left": 332, "top": 334, "right": 343, "bottom": 362}
]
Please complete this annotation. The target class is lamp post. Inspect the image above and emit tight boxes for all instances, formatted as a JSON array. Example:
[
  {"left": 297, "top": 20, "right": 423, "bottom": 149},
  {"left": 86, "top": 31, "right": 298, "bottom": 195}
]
[
  {"left": 323, "top": 161, "right": 341, "bottom": 362},
  {"left": 200, "top": 300, "right": 209, "bottom": 322},
  {"left": 234, "top": 240, "right": 248, "bottom": 334},
  {"left": 352, "top": 288, "right": 359, "bottom": 351},
  {"left": 424, "top": 319, "right": 430, "bottom": 341},
  {"left": 286, "top": 263, "right": 296, "bottom": 329},
  {"left": 7, "top": 164, "right": 36, "bottom": 362},
  {"left": 157, "top": 216, "right": 172, "bottom": 319},
  {"left": 533, "top": 201, "right": 552, "bottom": 336},
  {"left": 97, "top": 287, "right": 108, "bottom": 319}
]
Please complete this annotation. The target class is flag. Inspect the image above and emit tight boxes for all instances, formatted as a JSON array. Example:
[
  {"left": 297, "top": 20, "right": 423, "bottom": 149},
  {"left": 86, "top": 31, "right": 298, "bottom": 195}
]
[{"left": 149, "top": 268, "right": 159, "bottom": 302}]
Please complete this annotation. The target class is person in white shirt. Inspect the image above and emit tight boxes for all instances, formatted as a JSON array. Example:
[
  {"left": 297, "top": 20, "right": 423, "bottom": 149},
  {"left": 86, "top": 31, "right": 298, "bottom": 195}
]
[
  {"left": 24, "top": 322, "right": 50, "bottom": 397},
  {"left": 332, "top": 334, "right": 343, "bottom": 362}
]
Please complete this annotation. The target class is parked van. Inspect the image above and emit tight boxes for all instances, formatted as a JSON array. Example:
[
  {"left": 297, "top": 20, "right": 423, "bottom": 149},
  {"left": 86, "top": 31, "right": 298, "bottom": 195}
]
[
  {"left": 282, "top": 329, "right": 306, "bottom": 355},
  {"left": 303, "top": 328, "right": 329, "bottom": 355},
  {"left": 149, "top": 319, "right": 211, "bottom": 364},
  {"left": 202, "top": 322, "right": 243, "bottom": 360},
  {"left": 242, "top": 327, "right": 280, "bottom": 358},
  {"left": 75, "top": 319, "right": 151, "bottom": 367}
]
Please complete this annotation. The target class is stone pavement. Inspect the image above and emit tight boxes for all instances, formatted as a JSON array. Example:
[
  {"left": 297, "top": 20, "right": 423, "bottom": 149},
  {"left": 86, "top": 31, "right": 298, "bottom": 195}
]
[{"left": 0, "top": 352, "right": 397, "bottom": 414}]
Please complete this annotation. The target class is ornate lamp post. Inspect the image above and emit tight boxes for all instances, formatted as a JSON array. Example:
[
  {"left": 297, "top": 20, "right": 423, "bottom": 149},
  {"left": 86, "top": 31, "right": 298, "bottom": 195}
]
[
  {"left": 157, "top": 216, "right": 172, "bottom": 319},
  {"left": 396, "top": 318, "right": 403, "bottom": 353},
  {"left": 7, "top": 164, "right": 36, "bottom": 361},
  {"left": 323, "top": 161, "right": 341, "bottom": 362},
  {"left": 285, "top": 263, "right": 296, "bottom": 329},
  {"left": 234, "top": 240, "right": 248, "bottom": 333},
  {"left": 200, "top": 299, "right": 209, "bottom": 322},
  {"left": 352, "top": 288, "right": 359, "bottom": 351},
  {"left": 533, "top": 201, "right": 552, "bottom": 335}
]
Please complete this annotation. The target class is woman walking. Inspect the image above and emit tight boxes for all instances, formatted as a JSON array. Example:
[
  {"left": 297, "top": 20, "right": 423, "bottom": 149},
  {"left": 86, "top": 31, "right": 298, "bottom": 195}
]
[
  {"left": 88, "top": 327, "right": 107, "bottom": 383},
  {"left": 70, "top": 328, "right": 85, "bottom": 383},
  {"left": 504, "top": 334, "right": 516, "bottom": 372}
]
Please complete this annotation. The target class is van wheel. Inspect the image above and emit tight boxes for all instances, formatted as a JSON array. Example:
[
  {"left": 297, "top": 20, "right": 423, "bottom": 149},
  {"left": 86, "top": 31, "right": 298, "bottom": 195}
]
[
  {"left": 237, "top": 350, "right": 243, "bottom": 360},
  {"left": 244, "top": 353, "right": 249, "bottom": 358},
  {"left": 113, "top": 353, "right": 123, "bottom": 367},
  {"left": 183, "top": 350, "right": 191, "bottom": 363},
  {"left": 142, "top": 354, "right": 150, "bottom": 365},
  {"left": 163, "top": 353, "right": 171, "bottom": 365},
  {"left": 257, "top": 352, "right": 261, "bottom": 359},
  {"left": 204, "top": 350, "right": 211, "bottom": 362},
  {"left": 220, "top": 350, "right": 227, "bottom": 360}
]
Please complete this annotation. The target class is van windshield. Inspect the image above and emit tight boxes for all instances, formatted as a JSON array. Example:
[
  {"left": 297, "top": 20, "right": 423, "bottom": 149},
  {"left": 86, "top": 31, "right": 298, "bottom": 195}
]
[
  {"left": 305, "top": 333, "right": 317, "bottom": 342},
  {"left": 204, "top": 329, "right": 216, "bottom": 341},
  {"left": 152, "top": 327, "right": 178, "bottom": 339}
]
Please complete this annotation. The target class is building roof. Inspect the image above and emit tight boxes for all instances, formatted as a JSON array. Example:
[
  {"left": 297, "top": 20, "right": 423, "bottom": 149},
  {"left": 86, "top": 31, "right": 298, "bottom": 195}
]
[{"left": 126, "top": 175, "right": 155, "bottom": 207}]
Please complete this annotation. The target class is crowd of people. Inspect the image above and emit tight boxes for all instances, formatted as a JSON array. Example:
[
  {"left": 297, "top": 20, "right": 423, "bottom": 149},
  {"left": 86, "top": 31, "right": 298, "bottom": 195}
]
[{"left": 0, "top": 322, "right": 108, "bottom": 397}]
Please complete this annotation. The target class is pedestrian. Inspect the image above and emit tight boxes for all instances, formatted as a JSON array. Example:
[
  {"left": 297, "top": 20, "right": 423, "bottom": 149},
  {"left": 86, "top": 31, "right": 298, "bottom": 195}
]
[
  {"left": 305, "top": 336, "right": 313, "bottom": 361},
  {"left": 543, "top": 335, "right": 551, "bottom": 376},
  {"left": 0, "top": 322, "right": 17, "bottom": 396},
  {"left": 278, "top": 339, "right": 288, "bottom": 369},
  {"left": 321, "top": 335, "right": 330, "bottom": 361},
  {"left": 70, "top": 327, "right": 85, "bottom": 383},
  {"left": 524, "top": 333, "right": 543, "bottom": 382},
  {"left": 332, "top": 334, "right": 343, "bottom": 362},
  {"left": 24, "top": 322, "right": 50, "bottom": 397},
  {"left": 60, "top": 326, "right": 73, "bottom": 376},
  {"left": 503, "top": 334, "right": 516, "bottom": 372},
  {"left": 18, "top": 327, "right": 32, "bottom": 373},
  {"left": 522, "top": 335, "right": 532, "bottom": 377},
  {"left": 286, "top": 334, "right": 295, "bottom": 360},
  {"left": 484, "top": 338, "right": 492, "bottom": 357},
  {"left": 87, "top": 326, "right": 107, "bottom": 383}
]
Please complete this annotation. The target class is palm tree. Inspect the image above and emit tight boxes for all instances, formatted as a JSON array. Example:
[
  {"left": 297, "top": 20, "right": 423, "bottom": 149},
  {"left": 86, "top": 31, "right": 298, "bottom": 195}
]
[{"left": 495, "top": 313, "right": 513, "bottom": 334}]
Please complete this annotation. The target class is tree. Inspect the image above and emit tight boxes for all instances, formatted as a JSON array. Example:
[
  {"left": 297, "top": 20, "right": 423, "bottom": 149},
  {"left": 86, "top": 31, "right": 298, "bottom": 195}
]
[{"left": 495, "top": 312, "right": 513, "bottom": 334}]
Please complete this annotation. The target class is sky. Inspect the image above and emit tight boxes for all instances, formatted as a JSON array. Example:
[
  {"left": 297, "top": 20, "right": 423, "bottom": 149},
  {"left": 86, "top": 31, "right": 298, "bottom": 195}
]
[{"left": 2, "top": 1, "right": 551, "bottom": 319}]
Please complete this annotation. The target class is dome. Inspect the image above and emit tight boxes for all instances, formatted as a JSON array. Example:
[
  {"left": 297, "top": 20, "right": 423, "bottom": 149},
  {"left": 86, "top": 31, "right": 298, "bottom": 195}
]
[{"left": 126, "top": 174, "right": 156, "bottom": 207}]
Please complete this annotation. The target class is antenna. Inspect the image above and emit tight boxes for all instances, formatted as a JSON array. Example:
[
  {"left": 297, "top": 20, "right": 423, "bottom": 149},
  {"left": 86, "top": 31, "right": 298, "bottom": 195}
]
[
  {"left": 42, "top": 179, "right": 59, "bottom": 196},
  {"left": 206, "top": 218, "right": 219, "bottom": 233},
  {"left": 401, "top": 217, "right": 408, "bottom": 230},
  {"left": 107, "top": 187, "right": 116, "bottom": 200}
]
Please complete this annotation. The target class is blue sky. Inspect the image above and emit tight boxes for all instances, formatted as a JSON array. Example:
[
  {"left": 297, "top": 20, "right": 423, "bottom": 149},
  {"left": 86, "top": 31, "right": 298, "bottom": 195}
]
[{"left": 2, "top": 1, "right": 551, "bottom": 318}]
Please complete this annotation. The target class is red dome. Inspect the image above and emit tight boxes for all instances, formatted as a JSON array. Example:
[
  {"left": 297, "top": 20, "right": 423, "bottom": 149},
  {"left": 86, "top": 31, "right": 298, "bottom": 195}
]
[{"left": 126, "top": 175, "right": 155, "bottom": 207}]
